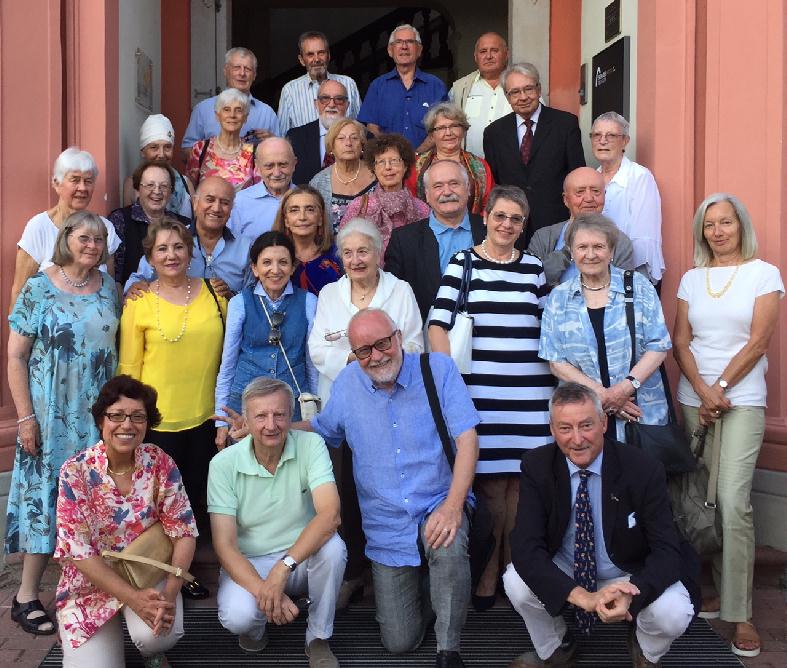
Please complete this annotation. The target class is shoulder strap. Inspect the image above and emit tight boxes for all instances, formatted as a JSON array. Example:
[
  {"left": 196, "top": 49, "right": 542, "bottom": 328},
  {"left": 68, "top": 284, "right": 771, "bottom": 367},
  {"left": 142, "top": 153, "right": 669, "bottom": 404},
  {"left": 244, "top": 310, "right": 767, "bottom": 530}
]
[
  {"left": 203, "top": 278, "right": 225, "bottom": 332},
  {"left": 198, "top": 139, "right": 210, "bottom": 170},
  {"left": 450, "top": 251, "right": 473, "bottom": 327},
  {"left": 359, "top": 193, "right": 369, "bottom": 216},
  {"left": 623, "top": 270, "right": 637, "bottom": 371},
  {"left": 420, "top": 353, "right": 455, "bottom": 469},
  {"left": 101, "top": 550, "right": 195, "bottom": 583}
]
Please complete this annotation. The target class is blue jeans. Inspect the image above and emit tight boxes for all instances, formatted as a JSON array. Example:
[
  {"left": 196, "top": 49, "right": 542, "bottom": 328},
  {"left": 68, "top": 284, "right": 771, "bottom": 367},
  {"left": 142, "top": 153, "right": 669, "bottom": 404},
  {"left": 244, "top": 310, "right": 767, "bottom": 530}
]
[{"left": 371, "top": 514, "right": 470, "bottom": 653}]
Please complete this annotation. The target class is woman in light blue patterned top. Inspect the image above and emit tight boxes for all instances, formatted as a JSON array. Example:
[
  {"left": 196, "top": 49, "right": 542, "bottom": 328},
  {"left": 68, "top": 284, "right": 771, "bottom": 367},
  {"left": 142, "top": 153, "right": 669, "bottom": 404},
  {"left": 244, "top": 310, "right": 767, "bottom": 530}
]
[{"left": 539, "top": 213, "right": 670, "bottom": 442}]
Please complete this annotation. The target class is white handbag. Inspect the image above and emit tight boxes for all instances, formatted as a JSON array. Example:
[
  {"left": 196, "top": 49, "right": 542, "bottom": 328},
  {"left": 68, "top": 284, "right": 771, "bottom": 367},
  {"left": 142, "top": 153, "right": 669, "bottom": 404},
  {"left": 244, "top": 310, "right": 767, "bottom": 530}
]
[{"left": 446, "top": 251, "right": 474, "bottom": 375}]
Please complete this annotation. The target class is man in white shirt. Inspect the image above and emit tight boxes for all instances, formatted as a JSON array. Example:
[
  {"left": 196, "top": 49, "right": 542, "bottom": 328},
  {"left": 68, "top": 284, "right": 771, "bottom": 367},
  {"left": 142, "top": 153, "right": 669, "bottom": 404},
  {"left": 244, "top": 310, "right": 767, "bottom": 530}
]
[
  {"left": 277, "top": 31, "right": 361, "bottom": 136},
  {"left": 449, "top": 32, "right": 512, "bottom": 157}
]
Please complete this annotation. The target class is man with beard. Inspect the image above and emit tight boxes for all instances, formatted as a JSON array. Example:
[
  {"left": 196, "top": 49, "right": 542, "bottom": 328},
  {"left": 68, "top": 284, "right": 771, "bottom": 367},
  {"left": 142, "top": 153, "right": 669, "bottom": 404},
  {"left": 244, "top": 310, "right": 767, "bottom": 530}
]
[
  {"left": 278, "top": 31, "right": 361, "bottom": 136},
  {"left": 287, "top": 79, "right": 351, "bottom": 185}
]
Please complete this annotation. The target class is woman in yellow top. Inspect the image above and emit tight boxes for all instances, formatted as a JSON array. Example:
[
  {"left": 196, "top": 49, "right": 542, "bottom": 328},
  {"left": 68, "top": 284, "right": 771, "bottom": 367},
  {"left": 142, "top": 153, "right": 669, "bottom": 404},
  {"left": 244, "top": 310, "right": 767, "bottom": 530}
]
[{"left": 118, "top": 218, "right": 226, "bottom": 599}]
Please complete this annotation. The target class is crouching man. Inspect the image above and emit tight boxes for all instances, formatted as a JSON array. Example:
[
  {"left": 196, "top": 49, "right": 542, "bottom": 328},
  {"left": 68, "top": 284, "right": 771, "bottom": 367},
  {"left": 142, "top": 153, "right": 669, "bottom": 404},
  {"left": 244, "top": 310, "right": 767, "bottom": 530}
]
[
  {"left": 208, "top": 377, "right": 346, "bottom": 667},
  {"left": 503, "top": 383, "right": 696, "bottom": 668}
]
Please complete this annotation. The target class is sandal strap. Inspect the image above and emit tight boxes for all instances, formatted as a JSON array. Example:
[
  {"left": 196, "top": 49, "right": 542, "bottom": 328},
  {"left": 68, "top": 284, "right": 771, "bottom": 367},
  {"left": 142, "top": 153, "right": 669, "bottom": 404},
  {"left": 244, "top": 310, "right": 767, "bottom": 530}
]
[{"left": 15, "top": 597, "right": 48, "bottom": 615}]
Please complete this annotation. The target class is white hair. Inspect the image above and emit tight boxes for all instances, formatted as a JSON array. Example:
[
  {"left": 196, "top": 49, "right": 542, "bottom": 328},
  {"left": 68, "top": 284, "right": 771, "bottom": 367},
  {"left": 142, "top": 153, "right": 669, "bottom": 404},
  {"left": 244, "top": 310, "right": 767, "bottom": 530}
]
[
  {"left": 53, "top": 147, "right": 98, "bottom": 183},
  {"left": 225, "top": 47, "right": 257, "bottom": 71},
  {"left": 337, "top": 218, "right": 383, "bottom": 254},
  {"left": 214, "top": 88, "right": 251, "bottom": 114},
  {"left": 389, "top": 24, "right": 422, "bottom": 45}
]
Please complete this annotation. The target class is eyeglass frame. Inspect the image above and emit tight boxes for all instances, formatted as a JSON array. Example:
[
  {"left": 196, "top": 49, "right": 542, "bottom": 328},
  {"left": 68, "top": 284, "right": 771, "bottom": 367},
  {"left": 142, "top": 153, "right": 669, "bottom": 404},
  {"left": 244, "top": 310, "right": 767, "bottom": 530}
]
[
  {"left": 103, "top": 411, "right": 148, "bottom": 424},
  {"left": 351, "top": 330, "right": 399, "bottom": 360},
  {"left": 324, "top": 328, "right": 348, "bottom": 342}
]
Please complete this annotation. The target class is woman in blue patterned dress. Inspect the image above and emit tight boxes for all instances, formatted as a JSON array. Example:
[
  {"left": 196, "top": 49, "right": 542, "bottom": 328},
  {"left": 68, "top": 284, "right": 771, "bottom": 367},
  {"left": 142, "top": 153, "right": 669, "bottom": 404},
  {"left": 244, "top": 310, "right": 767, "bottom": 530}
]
[
  {"left": 5, "top": 211, "right": 119, "bottom": 635},
  {"left": 539, "top": 213, "right": 671, "bottom": 442}
]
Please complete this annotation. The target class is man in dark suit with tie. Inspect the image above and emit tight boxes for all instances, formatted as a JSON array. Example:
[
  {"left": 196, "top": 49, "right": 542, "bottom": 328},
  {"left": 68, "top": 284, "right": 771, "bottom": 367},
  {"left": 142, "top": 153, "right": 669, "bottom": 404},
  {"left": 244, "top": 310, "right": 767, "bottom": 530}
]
[
  {"left": 483, "top": 63, "right": 585, "bottom": 242},
  {"left": 502, "top": 383, "right": 697, "bottom": 668}
]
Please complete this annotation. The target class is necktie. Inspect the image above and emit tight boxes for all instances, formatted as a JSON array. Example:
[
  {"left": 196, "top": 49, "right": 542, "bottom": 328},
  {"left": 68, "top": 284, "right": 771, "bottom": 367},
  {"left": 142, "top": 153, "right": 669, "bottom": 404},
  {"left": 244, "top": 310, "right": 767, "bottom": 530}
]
[
  {"left": 519, "top": 119, "right": 534, "bottom": 165},
  {"left": 573, "top": 469, "right": 597, "bottom": 633},
  {"left": 322, "top": 151, "right": 335, "bottom": 169}
]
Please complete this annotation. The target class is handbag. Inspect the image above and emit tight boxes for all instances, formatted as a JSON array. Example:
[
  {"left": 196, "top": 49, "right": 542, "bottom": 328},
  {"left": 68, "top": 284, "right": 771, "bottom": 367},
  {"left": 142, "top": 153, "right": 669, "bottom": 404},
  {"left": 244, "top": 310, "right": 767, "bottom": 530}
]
[
  {"left": 419, "top": 353, "right": 495, "bottom": 590},
  {"left": 446, "top": 251, "right": 474, "bottom": 375},
  {"left": 669, "top": 423, "right": 723, "bottom": 556},
  {"left": 622, "top": 270, "right": 696, "bottom": 475}
]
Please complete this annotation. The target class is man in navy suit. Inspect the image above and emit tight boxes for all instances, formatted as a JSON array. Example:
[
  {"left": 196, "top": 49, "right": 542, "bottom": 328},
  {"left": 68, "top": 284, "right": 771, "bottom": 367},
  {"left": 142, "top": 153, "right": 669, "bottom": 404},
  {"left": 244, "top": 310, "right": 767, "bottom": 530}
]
[
  {"left": 502, "top": 383, "right": 696, "bottom": 668},
  {"left": 483, "top": 63, "right": 585, "bottom": 242}
]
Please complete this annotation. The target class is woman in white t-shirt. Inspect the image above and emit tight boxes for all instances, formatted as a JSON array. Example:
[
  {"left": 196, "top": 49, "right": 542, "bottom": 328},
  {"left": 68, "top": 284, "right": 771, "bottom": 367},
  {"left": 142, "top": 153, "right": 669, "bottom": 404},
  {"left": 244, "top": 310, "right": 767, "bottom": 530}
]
[
  {"left": 673, "top": 193, "right": 783, "bottom": 658},
  {"left": 9, "top": 147, "right": 121, "bottom": 311}
]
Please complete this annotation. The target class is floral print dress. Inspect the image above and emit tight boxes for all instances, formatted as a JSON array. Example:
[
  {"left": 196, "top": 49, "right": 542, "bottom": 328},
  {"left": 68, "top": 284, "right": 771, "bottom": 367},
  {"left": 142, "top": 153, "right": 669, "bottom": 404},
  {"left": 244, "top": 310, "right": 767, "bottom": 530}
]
[
  {"left": 4, "top": 272, "right": 119, "bottom": 555},
  {"left": 55, "top": 441, "right": 197, "bottom": 648}
]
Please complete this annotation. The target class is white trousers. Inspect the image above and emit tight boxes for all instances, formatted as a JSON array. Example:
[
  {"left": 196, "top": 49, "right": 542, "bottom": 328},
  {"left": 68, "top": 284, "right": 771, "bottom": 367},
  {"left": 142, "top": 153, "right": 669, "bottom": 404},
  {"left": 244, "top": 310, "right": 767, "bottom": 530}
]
[
  {"left": 61, "top": 587, "right": 184, "bottom": 667},
  {"left": 217, "top": 533, "right": 346, "bottom": 646},
  {"left": 503, "top": 563, "right": 694, "bottom": 663}
]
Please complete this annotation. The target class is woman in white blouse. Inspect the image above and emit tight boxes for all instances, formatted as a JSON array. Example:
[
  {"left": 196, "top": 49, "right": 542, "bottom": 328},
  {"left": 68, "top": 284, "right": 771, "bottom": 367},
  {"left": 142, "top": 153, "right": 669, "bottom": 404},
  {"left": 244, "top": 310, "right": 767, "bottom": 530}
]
[{"left": 592, "top": 112, "right": 665, "bottom": 285}]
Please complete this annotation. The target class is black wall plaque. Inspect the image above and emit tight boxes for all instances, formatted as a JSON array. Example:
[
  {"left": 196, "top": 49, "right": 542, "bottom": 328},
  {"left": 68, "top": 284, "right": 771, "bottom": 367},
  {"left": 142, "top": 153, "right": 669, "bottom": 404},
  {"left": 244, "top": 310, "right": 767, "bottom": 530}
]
[
  {"left": 605, "top": 0, "right": 621, "bottom": 42},
  {"left": 591, "top": 36, "right": 630, "bottom": 121}
]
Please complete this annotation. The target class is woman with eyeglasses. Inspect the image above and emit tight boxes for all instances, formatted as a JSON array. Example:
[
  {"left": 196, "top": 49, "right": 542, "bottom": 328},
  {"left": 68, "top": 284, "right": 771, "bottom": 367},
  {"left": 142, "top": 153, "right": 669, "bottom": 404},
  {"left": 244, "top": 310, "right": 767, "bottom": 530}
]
[
  {"left": 109, "top": 160, "right": 191, "bottom": 286},
  {"left": 341, "top": 133, "right": 429, "bottom": 260},
  {"left": 404, "top": 102, "right": 495, "bottom": 215},
  {"left": 6, "top": 212, "right": 119, "bottom": 636},
  {"left": 429, "top": 185, "right": 554, "bottom": 611},
  {"left": 214, "top": 231, "right": 318, "bottom": 446}
]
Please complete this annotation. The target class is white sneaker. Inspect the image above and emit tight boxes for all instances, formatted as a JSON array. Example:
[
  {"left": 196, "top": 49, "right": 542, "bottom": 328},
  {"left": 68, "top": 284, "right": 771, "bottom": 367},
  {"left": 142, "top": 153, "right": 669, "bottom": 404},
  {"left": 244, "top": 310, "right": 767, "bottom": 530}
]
[
  {"left": 239, "top": 628, "right": 269, "bottom": 653},
  {"left": 306, "top": 638, "right": 339, "bottom": 667}
]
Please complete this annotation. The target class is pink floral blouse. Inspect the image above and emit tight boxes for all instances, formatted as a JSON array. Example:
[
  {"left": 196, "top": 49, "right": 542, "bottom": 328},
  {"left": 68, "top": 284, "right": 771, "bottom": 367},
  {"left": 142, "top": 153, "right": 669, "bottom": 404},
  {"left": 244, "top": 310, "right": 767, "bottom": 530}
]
[
  {"left": 54, "top": 441, "right": 197, "bottom": 649},
  {"left": 186, "top": 137, "right": 256, "bottom": 192}
]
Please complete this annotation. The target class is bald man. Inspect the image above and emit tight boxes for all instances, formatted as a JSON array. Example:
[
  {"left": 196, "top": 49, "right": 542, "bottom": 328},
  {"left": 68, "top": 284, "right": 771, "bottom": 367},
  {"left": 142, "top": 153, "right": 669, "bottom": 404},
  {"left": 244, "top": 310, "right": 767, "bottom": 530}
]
[
  {"left": 449, "top": 32, "right": 512, "bottom": 157},
  {"left": 227, "top": 137, "right": 297, "bottom": 240},
  {"left": 527, "top": 167, "right": 639, "bottom": 288}
]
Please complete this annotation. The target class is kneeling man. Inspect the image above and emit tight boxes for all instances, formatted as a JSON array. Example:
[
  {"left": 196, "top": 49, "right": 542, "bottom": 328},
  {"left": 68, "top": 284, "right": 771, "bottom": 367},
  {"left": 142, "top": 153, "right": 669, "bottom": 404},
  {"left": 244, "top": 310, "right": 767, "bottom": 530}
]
[
  {"left": 209, "top": 377, "right": 346, "bottom": 667},
  {"left": 503, "top": 383, "right": 695, "bottom": 668}
]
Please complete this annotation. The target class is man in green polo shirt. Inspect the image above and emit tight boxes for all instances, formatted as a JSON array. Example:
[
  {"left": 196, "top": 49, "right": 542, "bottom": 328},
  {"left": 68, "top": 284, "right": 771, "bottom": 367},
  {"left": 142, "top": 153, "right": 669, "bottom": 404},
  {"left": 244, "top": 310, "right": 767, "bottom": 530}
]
[{"left": 208, "top": 377, "right": 346, "bottom": 667}]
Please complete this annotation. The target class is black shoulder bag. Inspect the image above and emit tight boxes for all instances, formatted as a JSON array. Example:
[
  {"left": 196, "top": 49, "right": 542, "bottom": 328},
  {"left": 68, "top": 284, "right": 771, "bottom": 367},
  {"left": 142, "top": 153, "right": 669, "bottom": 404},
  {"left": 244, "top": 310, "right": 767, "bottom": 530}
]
[
  {"left": 622, "top": 270, "right": 695, "bottom": 474},
  {"left": 419, "top": 353, "right": 495, "bottom": 588}
]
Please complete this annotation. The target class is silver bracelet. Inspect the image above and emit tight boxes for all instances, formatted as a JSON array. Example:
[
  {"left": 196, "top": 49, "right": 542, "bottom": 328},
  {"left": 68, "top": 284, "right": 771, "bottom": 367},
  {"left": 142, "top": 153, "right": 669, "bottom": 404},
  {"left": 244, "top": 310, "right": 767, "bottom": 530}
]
[{"left": 16, "top": 413, "right": 36, "bottom": 425}]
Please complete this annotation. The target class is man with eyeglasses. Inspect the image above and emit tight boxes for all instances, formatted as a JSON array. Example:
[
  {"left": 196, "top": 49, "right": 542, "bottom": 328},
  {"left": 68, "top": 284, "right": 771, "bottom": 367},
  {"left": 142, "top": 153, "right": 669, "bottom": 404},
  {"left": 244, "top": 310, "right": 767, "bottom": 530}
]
[
  {"left": 278, "top": 31, "right": 361, "bottom": 137},
  {"left": 294, "top": 308, "right": 479, "bottom": 668},
  {"left": 484, "top": 62, "right": 585, "bottom": 241},
  {"left": 358, "top": 24, "right": 448, "bottom": 152},
  {"left": 181, "top": 47, "right": 279, "bottom": 160},
  {"left": 527, "top": 166, "right": 639, "bottom": 288},
  {"left": 288, "top": 79, "right": 353, "bottom": 185}
]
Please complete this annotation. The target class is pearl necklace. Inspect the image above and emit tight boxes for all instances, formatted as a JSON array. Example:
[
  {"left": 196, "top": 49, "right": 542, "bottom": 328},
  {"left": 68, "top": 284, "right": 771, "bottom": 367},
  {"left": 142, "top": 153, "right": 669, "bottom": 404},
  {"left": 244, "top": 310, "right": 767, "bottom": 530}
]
[
  {"left": 333, "top": 162, "right": 361, "bottom": 185},
  {"left": 154, "top": 279, "right": 191, "bottom": 343},
  {"left": 215, "top": 137, "right": 241, "bottom": 155},
  {"left": 705, "top": 264, "right": 741, "bottom": 298},
  {"left": 60, "top": 266, "right": 92, "bottom": 288},
  {"left": 580, "top": 279, "right": 611, "bottom": 291},
  {"left": 480, "top": 239, "right": 515, "bottom": 264}
]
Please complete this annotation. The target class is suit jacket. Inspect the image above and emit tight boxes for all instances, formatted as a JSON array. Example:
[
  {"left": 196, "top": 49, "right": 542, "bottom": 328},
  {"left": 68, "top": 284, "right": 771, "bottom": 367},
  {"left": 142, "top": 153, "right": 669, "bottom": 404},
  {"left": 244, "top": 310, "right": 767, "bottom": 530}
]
[
  {"left": 287, "top": 120, "right": 322, "bottom": 186},
  {"left": 510, "top": 440, "right": 699, "bottom": 618},
  {"left": 483, "top": 107, "right": 585, "bottom": 239}
]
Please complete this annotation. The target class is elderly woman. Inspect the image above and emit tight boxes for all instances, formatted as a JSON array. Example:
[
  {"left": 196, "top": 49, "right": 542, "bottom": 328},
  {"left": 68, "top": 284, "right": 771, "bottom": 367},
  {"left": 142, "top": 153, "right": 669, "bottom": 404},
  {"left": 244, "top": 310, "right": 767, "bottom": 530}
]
[
  {"left": 540, "top": 212, "right": 670, "bottom": 440},
  {"left": 215, "top": 230, "right": 318, "bottom": 442},
  {"left": 110, "top": 160, "right": 191, "bottom": 286},
  {"left": 186, "top": 88, "right": 256, "bottom": 191},
  {"left": 123, "top": 114, "right": 195, "bottom": 219},
  {"left": 309, "top": 217, "right": 423, "bottom": 606},
  {"left": 673, "top": 194, "right": 783, "bottom": 658},
  {"left": 592, "top": 111, "right": 665, "bottom": 285},
  {"left": 55, "top": 375, "right": 196, "bottom": 668},
  {"left": 429, "top": 185, "right": 553, "bottom": 610},
  {"left": 341, "top": 133, "right": 430, "bottom": 259},
  {"left": 310, "top": 118, "right": 376, "bottom": 233},
  {"left": 6, "top": 212, "right": 119, "bottom": 635},
  {"left": 119, "top": 219, "right": 226, "bottom": 565},
  {"left": 272, "top": 185, "right": 342, "bottom": 295},
  {"left": 405, "top": 102, "right": 495, "bottom": 214},
  {"left": 10, "top": 147, "right": 121, "bottom": 309}
]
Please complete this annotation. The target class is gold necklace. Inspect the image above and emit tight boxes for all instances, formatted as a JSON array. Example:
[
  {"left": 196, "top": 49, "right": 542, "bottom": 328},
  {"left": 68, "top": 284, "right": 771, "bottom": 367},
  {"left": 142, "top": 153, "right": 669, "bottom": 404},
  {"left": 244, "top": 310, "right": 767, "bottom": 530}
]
[
  {"left": 333, "top": 162, "right": 361, "bottom": 185},
  {"left": 705, "top": 265, "right": 740, "bottom": 298},
  {"left": 108, "top": 464, "right": 134, "bottom": 476},
  {"left": 155, "top": 279, "right": 192, "bottom": 343}
]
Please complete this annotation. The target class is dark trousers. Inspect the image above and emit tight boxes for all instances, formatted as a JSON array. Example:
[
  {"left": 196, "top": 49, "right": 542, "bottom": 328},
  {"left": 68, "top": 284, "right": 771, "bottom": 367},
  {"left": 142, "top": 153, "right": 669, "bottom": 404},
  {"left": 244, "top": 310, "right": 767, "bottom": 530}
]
[{"left": 330, "top": 441, "right": 367, "bottom": 580}]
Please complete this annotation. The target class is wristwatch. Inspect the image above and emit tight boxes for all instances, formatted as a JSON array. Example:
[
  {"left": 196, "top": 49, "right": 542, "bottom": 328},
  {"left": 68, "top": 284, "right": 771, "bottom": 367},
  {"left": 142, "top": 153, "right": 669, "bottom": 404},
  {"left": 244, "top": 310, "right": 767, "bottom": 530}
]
[
  {"left": 718, "top": 378, "right": 729, "bottom": 391},
  {"left": 625, "top": 375, "right": 641, "bottom": 390},
  {"left": 281, "top": 555, "right": 297, "bottom": 572}
]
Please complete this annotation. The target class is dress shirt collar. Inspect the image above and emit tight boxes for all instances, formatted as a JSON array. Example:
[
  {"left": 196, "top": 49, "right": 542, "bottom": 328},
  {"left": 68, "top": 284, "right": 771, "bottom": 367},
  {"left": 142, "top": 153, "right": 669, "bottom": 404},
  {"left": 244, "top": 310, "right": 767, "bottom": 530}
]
[
  {"left": 385, "top": 67, "right": 428, "bottom": 83},
  {"left": 472, "top": 70, "right": 504, "bottom": 91},
  {"left": 428, "top": 211, "right": 471, "bottom": 235},
  {"left": 599, "top": 155, "right": 633, "bottom": 189},
  {"left": 568, "top": 264, "right": 625, "bottom": 297},
  {"left": 235, "top": 434, "right": 296, "bottom": 477},
  {"left": 190, "top": 221, "right": 235, "bottom": 242},
  {"left": 566, "top": 450, "right": 604, "bottom": 479},
  {"left": 254, "top": 280, "right": 294, "bottom": 302},
  {"left": 518, "top": 103, "right": 542, "bottom": 127},
  {"left": 357, "top": 350, "right": 415, "bottom": 394},
  {"left": 240, "top": 180, "right": 282, "bottom": 200}
]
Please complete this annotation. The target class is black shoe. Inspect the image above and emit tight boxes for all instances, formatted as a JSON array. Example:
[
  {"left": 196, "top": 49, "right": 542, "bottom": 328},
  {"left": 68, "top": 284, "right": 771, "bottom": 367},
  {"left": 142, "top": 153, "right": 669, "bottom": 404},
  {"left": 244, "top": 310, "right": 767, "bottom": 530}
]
[
  {"left": 436, "top": 650, "right": 465, "bottom": 668},
  {"left": 11, "top": 597, "right": 57, "bottom": 636},
  {"left": 472, "top": 592, "right": 497, "bottom": 611},
  {"left": 181, "top": 578, "right": 210, "bottom": 599}
]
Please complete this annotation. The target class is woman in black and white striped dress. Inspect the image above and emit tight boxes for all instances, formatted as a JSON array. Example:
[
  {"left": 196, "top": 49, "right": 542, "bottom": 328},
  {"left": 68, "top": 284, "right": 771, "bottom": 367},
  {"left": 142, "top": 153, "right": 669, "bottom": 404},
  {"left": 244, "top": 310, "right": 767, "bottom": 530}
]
[{"left": 429, "top": 185, "right": 554, "bottom": 609}]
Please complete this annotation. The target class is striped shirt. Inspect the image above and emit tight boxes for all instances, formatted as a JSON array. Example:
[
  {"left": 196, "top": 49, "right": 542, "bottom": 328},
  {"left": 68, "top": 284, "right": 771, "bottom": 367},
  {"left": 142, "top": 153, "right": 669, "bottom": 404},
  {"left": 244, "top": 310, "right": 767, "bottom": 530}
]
[
  {"left": 430, "top": 249, "right": 555, "bottom": 475},
  {"left": 277, "top": 73, "right": 362, "bottom": 136}
]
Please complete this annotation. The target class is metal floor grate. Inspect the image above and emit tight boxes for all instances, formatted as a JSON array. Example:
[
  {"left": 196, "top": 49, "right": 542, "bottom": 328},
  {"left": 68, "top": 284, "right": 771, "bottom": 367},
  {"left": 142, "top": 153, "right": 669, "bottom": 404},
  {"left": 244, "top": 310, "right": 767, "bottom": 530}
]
[{"left": 40, "top": 606, "right": 744, "bottom": 667}]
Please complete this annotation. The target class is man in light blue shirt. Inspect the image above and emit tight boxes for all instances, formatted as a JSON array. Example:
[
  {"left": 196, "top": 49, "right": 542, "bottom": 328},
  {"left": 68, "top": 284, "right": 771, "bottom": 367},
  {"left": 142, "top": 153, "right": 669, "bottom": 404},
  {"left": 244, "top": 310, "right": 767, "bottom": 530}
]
[
  {"left": 297, "top": 308, "right": 479, "bottom": 668},
  {"left": 278, "top": 31, "right": 361, "bottom": 136},
  {"left": 181, "top": 47, "right": 278, "bottom": 159}
]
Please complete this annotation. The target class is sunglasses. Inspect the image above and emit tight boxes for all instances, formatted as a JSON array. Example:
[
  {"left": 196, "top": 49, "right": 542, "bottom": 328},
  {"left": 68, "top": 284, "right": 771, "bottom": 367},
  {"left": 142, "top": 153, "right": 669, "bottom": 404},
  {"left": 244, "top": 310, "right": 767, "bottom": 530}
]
[
  {"left": 351, "top": 330, "right": 398, "bottom": 360},
  {"left": 324, "top": 328, "right": 347, "bottom": 342},
  {"left": 268, "top": 311, "right": 285, "bottom": 345}
]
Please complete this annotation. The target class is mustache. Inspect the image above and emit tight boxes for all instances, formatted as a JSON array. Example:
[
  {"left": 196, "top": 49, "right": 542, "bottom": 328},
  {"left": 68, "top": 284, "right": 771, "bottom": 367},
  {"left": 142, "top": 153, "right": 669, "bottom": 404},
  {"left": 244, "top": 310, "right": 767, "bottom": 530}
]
[{"left": 437, "top": 193, "right": 461, "bottom": 203}]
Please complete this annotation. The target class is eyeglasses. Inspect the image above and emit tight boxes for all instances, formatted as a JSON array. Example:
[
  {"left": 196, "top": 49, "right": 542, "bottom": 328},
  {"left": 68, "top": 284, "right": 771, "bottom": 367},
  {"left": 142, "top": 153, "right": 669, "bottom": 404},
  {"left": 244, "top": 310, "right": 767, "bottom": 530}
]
[
  {"left": 391, "top": 39, "right": 418, "bottom": 47},
  {"left": 140, "top": 182, "right": 172, "bottom": 193},
  {"left": 431, "top": 123, "right": 464, "bottom": 135},
  {"left": 506, "top": 85, "right": 539, "bottom": 98},
  {"left": 104, "top": 412, "right": 148, "bottom": 424},
  {"left": 351, "top": 330, "right": 398, "bottom": 360},
  {"left": 75, "top": 234, "right": 106, "bottom": 245},
  {"left": 374, "top": 158, "right": 403, "bottom": 168},
  {"left": 324, "top": 329, "right": 347, "bottom": 342},
  {"left": 268, "top": 311, "right": 285, "bottom": 345},
  {"left": 589, "top": 132, "right": 623, "bottom": 142},
  {"left": 317, "top": 94, "right": 348, "bottom": 105},
  {"left": 489, "top": 211, "right": 525, "bottom": 226}
]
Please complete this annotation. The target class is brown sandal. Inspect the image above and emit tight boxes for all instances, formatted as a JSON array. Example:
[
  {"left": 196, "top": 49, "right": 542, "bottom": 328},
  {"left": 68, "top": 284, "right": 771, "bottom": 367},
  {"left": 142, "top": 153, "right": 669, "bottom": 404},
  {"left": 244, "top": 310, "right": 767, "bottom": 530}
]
[{"left": 731, "top": 621, "right": 761, "bottom": 658}]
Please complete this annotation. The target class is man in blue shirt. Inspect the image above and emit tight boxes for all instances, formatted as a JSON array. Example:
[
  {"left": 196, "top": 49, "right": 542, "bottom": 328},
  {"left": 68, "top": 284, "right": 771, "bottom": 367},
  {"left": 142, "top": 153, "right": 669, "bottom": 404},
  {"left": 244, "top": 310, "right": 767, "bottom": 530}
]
[
  {"left": 181, "top": 47, "right": 278, "bottom": 160},
  {"left": 358, "top": 24, "right": 447, "bottom": 151},
  {"left": 298, "top": 308, "right": 479, "bottom": 668}
]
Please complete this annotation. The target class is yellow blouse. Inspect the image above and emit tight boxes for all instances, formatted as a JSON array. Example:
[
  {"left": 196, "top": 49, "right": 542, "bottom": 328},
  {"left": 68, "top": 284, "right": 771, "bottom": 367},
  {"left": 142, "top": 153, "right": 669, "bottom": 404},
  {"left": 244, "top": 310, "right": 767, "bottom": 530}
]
[{"left": 118, "top": 283, "right": 227, "bottom": 431}]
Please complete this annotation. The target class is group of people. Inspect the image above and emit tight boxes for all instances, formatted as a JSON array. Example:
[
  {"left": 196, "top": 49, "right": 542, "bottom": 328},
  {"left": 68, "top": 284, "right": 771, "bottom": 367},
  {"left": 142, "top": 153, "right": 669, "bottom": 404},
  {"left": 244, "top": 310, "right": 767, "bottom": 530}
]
[{"left": 3, "top": 21, "right": 783, "bottom": 668}]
